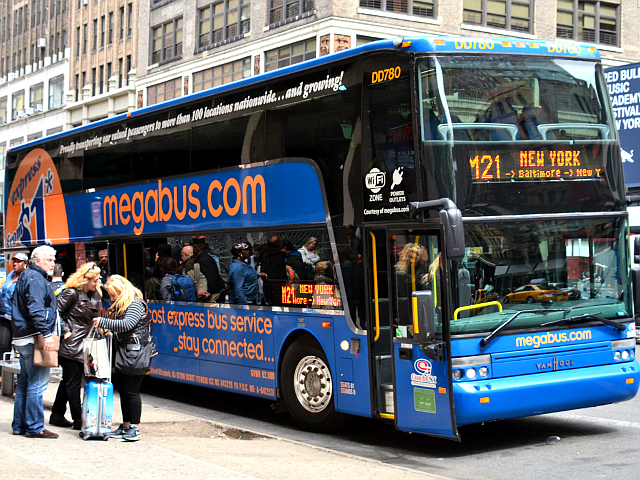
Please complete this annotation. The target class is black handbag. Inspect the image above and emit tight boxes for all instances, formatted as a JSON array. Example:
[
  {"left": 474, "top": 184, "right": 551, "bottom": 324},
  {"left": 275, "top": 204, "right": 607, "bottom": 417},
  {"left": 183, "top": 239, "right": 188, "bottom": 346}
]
[{"left": 114, "top": 334, "right": 154, "bottom": 375}]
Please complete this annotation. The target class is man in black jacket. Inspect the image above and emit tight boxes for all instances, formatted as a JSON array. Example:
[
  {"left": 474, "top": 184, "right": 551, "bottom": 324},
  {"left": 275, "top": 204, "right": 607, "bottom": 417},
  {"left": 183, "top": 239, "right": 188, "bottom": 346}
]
[
  {"left": 262, "top": 236, "right": 288, "bottom": 306},
  {"left": 11, "top": 245, "right": 59, "bottom": 439},
  {"left": 193, "top": 237, "right": 225, "bottom": 301}
]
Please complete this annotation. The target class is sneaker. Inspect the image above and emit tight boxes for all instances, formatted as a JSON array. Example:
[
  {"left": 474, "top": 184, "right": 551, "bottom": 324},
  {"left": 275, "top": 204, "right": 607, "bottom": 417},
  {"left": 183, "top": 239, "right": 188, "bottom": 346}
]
[
  {"left": 110, "top": 423, "right": 126, "bottom": 438},
  {"left": 122, "top": 424, "right": 140, "bottom": 442},
  {"left": 26, "top": 429, "right": 59, "bottom": 439},
  {"left": 49, "top": 413, "right": 73, "bottom": 428}
]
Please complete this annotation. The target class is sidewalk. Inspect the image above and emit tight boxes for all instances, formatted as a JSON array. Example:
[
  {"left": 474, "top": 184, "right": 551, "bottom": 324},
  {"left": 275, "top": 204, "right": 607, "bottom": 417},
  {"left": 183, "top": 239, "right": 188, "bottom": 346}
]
[{"left": 0, "top": 381, "right": 445, "bottom": 480}]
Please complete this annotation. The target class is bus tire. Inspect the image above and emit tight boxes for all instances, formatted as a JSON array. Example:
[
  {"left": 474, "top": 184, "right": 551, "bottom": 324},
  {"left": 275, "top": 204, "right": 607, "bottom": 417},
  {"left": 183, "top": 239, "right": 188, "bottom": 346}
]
[{"left": 281, "top": 337, "right": 344, "bottom": 432}]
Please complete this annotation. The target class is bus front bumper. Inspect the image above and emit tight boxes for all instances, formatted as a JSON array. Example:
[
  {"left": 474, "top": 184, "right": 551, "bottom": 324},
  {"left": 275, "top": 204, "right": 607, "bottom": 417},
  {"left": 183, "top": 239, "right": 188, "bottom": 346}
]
[{"left": 453, "top": 360, "right": 639, "bottom": 426}]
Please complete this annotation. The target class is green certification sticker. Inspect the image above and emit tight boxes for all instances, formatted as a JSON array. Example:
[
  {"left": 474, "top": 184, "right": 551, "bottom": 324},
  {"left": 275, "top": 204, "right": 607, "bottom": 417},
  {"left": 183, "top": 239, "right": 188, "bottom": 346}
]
[{"left": 414, "top": 387, "right": 436, "bottom": 413}]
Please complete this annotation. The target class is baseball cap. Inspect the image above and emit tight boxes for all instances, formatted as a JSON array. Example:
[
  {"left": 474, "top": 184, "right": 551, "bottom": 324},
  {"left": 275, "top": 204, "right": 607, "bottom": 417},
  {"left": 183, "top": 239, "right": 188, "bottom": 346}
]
[{"left": 14, "top": 253, "right": 29, "bottom": 262}]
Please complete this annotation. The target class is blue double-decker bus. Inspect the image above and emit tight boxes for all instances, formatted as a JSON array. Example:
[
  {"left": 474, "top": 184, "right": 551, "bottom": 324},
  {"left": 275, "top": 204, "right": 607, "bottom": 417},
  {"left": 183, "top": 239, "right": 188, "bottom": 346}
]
[{"left": 5, "top": 36, "right": 638, "bottom": 440}]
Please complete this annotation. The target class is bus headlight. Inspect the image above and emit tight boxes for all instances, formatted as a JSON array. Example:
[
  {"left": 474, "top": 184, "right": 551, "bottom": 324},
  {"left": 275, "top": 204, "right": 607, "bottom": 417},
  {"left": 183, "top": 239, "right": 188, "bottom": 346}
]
[
  {"left": 479, "top": 366, "right": 489, "bottom": 377},
  {"left": 466, "top": 368, "right": 477, "bottom": 379},
  {"left": 453, "top": 369, "right": 464, "bottom": 380},
  {"left": 612, "top": 339, "right": 635, "bottom": 362}
]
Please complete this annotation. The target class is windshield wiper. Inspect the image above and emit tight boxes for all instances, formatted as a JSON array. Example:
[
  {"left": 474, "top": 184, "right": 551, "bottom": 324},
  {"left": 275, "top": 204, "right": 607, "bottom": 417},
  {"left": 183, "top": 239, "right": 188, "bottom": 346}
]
[
  {"left": 480, "top": 309, "right": 565, "bottom": 348},
  {"left": 540, "top": 313, "right": 626, "bottom": 331}
]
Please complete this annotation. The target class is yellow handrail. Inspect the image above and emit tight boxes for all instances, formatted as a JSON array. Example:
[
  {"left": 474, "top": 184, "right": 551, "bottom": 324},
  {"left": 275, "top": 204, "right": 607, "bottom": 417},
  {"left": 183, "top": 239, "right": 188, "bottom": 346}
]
[
  {"left": 369, "top": 232, "right": 381, "bottom": 342},
  {"left": 454, "top": 301, "right": 502, "bottom": 320}
]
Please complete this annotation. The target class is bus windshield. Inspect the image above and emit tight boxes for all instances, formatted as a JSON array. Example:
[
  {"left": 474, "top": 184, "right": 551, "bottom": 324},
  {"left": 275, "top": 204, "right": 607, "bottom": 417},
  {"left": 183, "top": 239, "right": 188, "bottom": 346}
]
[
  {"left": 449, "top": 216, "right": 631, "bottom": 335},
  {"left": 417, "top": 55, "right": 625, "bottom": 216},
  {"left": 419, "top": 55, "right": 614, "bottom": 143}
]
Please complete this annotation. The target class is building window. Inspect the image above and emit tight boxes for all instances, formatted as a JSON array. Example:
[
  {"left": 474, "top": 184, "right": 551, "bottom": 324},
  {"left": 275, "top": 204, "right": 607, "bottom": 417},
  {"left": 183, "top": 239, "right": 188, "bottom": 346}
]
[
  {"left": 10, "top": 137, "right": 23, "bottom": 148},
  {"left": 120, "top": 7, "right": 125, "bottom": 39},
  {"left": 27, "top": 132, "right": 43, "bottom": 141},
  {"left": 49, "top": 75, "right": 64, "bottom": 108},
  {"left": 151, "top": 17, "right": 183, "bottom": 64},
  {"left": 0, "top": 97, "right": 7, "bottom": 125},
  {"left": 0, "top": 143, "right": 5, "bottom": 170},
  {"left": 193, "top": 57, "right": 251, "bottom": 92},
  {"left": 147, "top": 78, "right": 181, "bottom": 106},
  {"left": 93, "top": 18, "right": 97, "bottom": 51},
  {"left": 127, "top": 3, "right": 132, "bottom": 37},
  {"left": 29, "top": 83, "right": 43, "bottom": 109},
  {"left": 557, "top": 0, "right": 618, "bottom": 46},
  {"left": 463, "top": 0, "right": 531, "bottom": 33},
  {"left": 83, "top": 23, "right": 87, "bottom": 54},
  {"left": 359, "top": 0, "right": 435, "bottom": 19},
  {"left": 269, "top": 0, "right": 314, "bottom": 25},
  {"left": 265, "top": 38, "right": 316, "bottom": 72},
  {"left": 118, "top": 57, "right": 123, "bottom": 87},
  {"left": 198, "top": 0, "right": 250, "bottom": 49},
  {"left": 12, "top": 90, "right": 25, "bottom": 120},
  {"left": 108, "top": 12, "right": 113, "bottom": 44},
  {"left": 101, "top": 15, "right": 105, "bottom": 47},
  {"left": 47, "top": 125, "right": 63, "bottom": 135},
  {"left": 126, "top": 55, "right": 131, "bottom": 85}
]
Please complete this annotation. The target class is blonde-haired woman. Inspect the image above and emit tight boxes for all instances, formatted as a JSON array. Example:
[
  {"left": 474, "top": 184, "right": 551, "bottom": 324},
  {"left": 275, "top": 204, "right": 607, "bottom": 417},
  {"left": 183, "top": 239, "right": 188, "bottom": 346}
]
[
  {"left": 50, "top": 262, "right": 103, "bottom": 430},
  {"left": 93, "top": 275, "right": 152, "bottom": 442},
  {"left": 298, "top": 237, "right": 321, "bottom": 267}
]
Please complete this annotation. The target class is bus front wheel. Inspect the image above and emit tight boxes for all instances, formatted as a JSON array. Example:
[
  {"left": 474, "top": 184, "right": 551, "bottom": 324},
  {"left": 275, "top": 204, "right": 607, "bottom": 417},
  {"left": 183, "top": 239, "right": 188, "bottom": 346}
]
[{"left": 281, "top": 337, "right": 344, "bottom": 432}]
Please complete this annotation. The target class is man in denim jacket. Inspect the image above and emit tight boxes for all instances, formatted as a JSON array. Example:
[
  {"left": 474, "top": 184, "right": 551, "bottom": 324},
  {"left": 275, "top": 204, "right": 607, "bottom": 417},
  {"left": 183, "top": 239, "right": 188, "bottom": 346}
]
[{"left": 11, "top": 245, "right": 59, "bottom": 439}]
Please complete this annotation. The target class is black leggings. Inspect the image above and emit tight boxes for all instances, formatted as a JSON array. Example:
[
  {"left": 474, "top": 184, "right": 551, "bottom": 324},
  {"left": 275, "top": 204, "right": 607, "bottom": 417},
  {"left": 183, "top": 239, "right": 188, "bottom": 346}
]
[
  {"left": 115, "top": 369, "right": 145, "bottom": 424},
  {"left": 52, "top": 357, "right": 85, "bottom": 421},
  {"left": 0, "top": 317, "right": 12, "bottom": 357}
]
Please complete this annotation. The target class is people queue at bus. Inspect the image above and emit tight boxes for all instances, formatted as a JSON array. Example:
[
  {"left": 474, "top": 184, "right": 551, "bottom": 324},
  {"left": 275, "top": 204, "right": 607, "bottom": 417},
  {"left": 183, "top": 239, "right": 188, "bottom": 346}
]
[
  {"left": 4, "top": 247, "right": 150, "bottom": 441},
  {"left": 144, "top": 235, "right": 363, "bottom": 317}
]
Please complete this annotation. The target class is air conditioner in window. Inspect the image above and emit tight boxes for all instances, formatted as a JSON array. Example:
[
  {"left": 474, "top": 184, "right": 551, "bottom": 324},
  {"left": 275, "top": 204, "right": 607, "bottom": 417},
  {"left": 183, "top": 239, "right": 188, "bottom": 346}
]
[
  {"left": 17, "top": 110, "right": 26, "bottom": 118},
  {"left": 38, "top": 38, "right": 46, "bottom": 48},
  {"left": 82, "top": 0, "right": 88, "bottom": 5},
  {"left": 35, "top": 104, "right": 43, "bottom": 112},
  {"left": 25, "top": 107, "right": 35, "bottom": 115}
]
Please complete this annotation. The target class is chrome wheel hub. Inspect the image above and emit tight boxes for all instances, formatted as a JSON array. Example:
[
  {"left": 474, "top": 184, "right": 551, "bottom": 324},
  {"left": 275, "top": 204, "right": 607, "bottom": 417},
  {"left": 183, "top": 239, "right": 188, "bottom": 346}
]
[{"left": 294, "top": 355, "right": 332, "bottom": 413}]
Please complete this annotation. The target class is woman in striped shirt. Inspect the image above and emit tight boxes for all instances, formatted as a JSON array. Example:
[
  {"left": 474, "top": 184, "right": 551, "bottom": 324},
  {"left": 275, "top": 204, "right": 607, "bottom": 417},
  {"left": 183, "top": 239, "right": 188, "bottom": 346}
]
[{"left": 93, "top": 275, "right": 151, "bottom": 442}]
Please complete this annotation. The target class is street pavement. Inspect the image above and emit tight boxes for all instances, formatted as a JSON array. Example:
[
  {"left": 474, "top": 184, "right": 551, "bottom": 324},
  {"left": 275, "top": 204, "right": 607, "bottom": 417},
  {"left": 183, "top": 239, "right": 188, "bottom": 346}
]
[{"left": 0, "top": 381, "right": 448, "bottom": 480}]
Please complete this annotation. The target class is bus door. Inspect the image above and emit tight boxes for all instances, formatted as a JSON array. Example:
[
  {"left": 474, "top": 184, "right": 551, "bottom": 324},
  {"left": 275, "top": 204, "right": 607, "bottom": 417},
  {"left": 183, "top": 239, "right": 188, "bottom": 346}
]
[
  {"left": 367, "top": 227, "right": 458, "bottom": 439},
  {"left": 107, "top": 240, "right": 145, "bottom": 293}
]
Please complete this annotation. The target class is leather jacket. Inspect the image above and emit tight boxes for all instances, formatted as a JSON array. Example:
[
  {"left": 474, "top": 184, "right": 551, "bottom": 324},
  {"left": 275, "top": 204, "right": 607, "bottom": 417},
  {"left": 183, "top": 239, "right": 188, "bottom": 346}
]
[{"left": 58, "top": 287, "right": 102, "bottom": 363}]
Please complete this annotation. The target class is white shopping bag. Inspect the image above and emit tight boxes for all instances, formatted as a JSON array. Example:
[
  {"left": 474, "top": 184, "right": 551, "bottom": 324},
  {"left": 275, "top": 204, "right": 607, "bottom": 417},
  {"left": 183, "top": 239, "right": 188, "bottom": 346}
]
[{"left": 83, "top": 327, "right": 111, "bottom": 380}]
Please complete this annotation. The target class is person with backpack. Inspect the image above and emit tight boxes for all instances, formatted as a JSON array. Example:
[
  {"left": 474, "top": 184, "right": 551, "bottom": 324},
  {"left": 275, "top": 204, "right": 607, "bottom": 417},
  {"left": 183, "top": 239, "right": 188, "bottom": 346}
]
[
  {"left": 228, "top": 243, "right": 266, "bottom": 305},
  {"left": 50, "top": 262, "right": 103, "bottom": 430},
  {"left": 155, "top": 258, "right": 193, "bottom": 302}
]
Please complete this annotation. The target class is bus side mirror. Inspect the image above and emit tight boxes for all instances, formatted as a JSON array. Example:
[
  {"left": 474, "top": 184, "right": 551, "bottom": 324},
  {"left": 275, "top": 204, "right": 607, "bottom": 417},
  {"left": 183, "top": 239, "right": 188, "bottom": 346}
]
[
  {"left": 440, "top": 206, "right": 465, "bottom": 260},
  {"left": 414, "top": 290, "right": 436, "bottom": 344},
  {"left": 634, "top": 236, "right": 640, "bottom": 264}
]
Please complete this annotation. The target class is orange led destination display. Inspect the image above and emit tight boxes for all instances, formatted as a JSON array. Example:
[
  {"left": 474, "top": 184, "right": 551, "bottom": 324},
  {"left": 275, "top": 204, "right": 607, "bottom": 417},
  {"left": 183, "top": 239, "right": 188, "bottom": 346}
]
[
  {"left": 281, "top": 283, "right": 342, "bottom": 309},
  {"left": 469, "top": 150, "right": 603, "bottom": 181}
]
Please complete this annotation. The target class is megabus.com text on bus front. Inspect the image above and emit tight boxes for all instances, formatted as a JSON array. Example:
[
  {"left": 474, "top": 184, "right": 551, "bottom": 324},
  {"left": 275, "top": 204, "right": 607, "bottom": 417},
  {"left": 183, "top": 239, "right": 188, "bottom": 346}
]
[
  {"left": 102, "top": 175, "right": 266, "bottom": 235},
  {"left": 515, "top": 330, "right": 593, "bottom": 349}
]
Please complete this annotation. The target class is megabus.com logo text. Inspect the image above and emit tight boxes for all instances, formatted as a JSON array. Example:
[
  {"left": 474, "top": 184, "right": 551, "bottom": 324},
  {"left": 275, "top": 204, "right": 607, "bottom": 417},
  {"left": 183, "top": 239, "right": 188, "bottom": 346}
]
[
  {"left": 103, "top": 175, "right": 266, "bottom": 235},
  {"left": 516, "top": 330, "right": 592, "bottom": 349}
]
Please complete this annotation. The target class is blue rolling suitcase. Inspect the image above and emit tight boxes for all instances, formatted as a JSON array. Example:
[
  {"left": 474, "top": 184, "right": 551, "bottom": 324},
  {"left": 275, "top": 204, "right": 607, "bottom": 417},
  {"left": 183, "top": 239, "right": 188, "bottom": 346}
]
[
  {"left": 80, "top": 330, "right": 113, "bottom": 441},
  {"left": 80, "top": 380, "right": 113, "bottom": 440}
]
